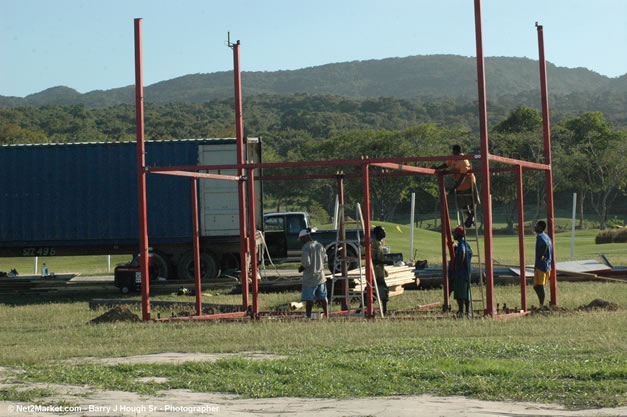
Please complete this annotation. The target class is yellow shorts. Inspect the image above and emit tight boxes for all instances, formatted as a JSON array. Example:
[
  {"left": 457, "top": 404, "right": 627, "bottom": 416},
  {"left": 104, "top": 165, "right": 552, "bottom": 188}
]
[{"left": 533, "top": 269, "right": 550, "bottom": 286}]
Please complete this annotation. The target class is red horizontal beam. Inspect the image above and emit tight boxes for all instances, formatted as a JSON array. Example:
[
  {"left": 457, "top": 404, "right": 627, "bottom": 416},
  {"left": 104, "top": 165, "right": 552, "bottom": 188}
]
[
  {"left": 147, "top": 154, "right": 547, "bottom": 177},
  {"left": 147, "top": 154, "right": 475, "bottom": 173},
  {"left": 371, "top": 162, "right": 437, "bottom": 175},
  {"left": 257, "top": 170, "right": 433, "bottom": 181},
  {"left": 151, "top": 170, "right": 241, "bottom": 181},
  {"left": 488, "top": 155, "right": 549, "bottom": 171},
  {"left": 153, "top": 311, "right": 247, "bottom": 321},
  {"left": 492, "top": 311, "right": 530, "bottom": 320}
]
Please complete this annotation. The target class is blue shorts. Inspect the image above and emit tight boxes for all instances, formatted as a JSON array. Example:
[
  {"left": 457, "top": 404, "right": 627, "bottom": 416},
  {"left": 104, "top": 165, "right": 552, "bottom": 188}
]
[{"left": 301, "top": 283, "right": 328, "bottom": 302}]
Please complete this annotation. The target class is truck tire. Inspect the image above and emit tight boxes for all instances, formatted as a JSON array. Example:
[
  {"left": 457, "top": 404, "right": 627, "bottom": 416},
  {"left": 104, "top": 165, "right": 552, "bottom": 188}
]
[
  {"left": 149, "top": 252, "right": 170, "bottom": 281},
  {"left": 327, "top": 245, "right": 359, "bottom": 274},
  {"left": 177, "top": 251, "right": 220, "bottom": 281}
]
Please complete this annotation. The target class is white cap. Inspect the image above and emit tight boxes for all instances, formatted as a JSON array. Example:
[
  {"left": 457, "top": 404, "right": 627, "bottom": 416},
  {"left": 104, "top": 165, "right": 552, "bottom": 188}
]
[{"left": 298, "top": 229, "right": 310, "bottom": 239}]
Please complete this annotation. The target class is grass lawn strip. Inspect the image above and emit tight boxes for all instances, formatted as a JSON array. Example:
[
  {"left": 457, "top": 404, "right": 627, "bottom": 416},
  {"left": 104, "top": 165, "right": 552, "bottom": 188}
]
[{"left": 18, "top": 336, "right": 626, "bottom": 409}]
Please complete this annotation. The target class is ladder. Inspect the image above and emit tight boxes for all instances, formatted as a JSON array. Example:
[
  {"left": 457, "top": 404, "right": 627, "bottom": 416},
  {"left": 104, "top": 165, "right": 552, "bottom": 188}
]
[
  {"left": 328, "top": 204, "right": 365, "bottom": 317},
  {"left": 328, "top": 204, "right": 384, "bottom": 318},
  {"left": 453, "top": 184, "right": 485, "bottom": 317}
]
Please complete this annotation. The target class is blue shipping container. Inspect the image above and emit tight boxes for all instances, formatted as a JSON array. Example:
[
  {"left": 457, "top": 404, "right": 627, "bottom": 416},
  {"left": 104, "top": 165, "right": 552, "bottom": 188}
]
[{"left": 0, "top": 139, "right": 238, "bottom": 251}]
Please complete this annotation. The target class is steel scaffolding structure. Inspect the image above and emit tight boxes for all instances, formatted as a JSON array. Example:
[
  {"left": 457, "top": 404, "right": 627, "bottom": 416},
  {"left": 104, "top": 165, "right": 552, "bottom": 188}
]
[{"left": 133, "top": 0, "right": 557, "bottom": 321}]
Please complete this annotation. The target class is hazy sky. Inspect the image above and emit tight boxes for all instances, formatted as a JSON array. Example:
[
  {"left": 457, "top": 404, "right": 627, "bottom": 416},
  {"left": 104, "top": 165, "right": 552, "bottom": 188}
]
[{"left": 1, "top": 0, "right": 625, "bottom": 97}]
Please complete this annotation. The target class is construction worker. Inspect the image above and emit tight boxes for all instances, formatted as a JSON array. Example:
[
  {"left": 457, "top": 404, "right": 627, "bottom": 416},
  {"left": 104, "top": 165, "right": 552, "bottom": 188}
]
[
  {"left": 435, "top": 144, "right": 479, "bottom": 228},
  {"left": 451, "top": 226, "right": 472, "bottom": 317},
  {"left": 298, "top": 229, "right": 329, "bottom": 318},
  {"left": 533, "top": 220, "right": 552, "bottom": 307},
  {"left": 371, "top": 225, "right": 389, "bottom": 315}
]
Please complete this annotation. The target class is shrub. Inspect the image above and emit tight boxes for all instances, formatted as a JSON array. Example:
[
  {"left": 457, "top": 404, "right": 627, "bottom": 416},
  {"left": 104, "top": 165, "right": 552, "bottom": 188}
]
[{"left": 595, "top": 228, "right": 627, "bottom": 244}]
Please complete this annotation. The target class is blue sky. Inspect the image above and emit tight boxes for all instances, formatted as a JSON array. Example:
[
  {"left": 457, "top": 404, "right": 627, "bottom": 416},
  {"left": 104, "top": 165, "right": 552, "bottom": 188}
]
[{"left": 1, "top": 0, "right": 625, "bottom": 97}]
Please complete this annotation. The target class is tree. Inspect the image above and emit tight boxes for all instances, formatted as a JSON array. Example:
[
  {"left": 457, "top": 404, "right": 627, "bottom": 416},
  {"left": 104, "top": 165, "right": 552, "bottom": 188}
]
[
  {"left": 559, "top": 113, "right": 627, "bottom": 229},
  {"left": 0, "top": 124, "right": 48, "bottom": 144},
  {"left": 490, "top": 107, "right": 546, "bottom": 232}
]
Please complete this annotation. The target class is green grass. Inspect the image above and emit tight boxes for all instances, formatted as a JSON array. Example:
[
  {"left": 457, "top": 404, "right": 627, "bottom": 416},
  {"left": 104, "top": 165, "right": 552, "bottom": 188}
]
[
  {"left": 0, "top": 282, "right": 625, "bottom": 408},
  {"left": 1, "top": 223, "right": 625, "bottom": 277},
  {"left": 366, "top": 223, "right": 627, "bottom": 266},
  {"left": 0, "top": 255, "right": 132, "bottom": 277}
]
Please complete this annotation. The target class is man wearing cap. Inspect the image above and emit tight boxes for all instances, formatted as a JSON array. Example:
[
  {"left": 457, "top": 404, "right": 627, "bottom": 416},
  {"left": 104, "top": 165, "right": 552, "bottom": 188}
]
[
  {"left": 451, "top": 226, "right": 472, "bottom": 316},
  {"left": 298, "top": 229, "right": 329, "bottom": 318}
]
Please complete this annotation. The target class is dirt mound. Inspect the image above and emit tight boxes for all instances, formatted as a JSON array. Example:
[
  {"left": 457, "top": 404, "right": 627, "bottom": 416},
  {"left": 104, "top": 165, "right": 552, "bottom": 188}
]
[
  {"left": 90, "top": 305, "right": 141, "bottom": 324},
  {"left": 577, "top": 298, "right": 622, "bottom": 312}
]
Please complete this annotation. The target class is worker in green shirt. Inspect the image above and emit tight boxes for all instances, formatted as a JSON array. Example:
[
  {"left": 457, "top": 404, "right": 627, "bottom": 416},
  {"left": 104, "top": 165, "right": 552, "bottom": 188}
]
[{"left": 371, "top": 226, "right": 389, "bottom": 315}]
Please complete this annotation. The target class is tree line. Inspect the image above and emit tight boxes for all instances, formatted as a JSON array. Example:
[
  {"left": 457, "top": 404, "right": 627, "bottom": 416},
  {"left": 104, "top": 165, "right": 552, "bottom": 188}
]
[{"left": 1, "top": 96, "right": 625, "bottom": 230}]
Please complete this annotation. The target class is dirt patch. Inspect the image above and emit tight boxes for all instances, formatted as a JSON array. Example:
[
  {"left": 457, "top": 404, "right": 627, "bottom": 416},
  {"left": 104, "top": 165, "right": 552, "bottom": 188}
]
[
  {"left": 577, "top": 298, "right": 622, "bottom": 312},
  {"left": 134, "top": 376, "right": 169, "bottom": 384},
  {"left": 1, "top": 386, "right": 626, "bottom": 417},
  {"left": 89, "top": 305, "right": 140, "bottom": 324},
  {"left": 530, "top": 305, "right": 570, "bottom": 315},
  {"left": 70, "top": 351, "right": 286, "bottom": 366}
]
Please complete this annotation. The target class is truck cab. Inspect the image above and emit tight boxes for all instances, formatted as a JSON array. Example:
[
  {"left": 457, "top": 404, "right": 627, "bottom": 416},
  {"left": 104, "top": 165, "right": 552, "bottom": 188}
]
[{"left": 263, "top": 212, "right": 314, "bottom": 262}]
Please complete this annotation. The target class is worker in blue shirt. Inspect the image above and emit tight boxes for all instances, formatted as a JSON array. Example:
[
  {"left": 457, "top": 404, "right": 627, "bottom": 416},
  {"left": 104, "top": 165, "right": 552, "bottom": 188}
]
[
  {"left": 451, "top": 226, "right": 472, "bottom": 317},
  {"left": 533, "top": 220, "right": 552, "bottom": 306}
]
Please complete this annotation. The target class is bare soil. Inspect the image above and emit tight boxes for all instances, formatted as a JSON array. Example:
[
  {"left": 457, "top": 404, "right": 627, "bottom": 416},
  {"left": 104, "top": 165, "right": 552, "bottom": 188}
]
[
  {"left": 577, "top": 298, "right": 622, "bottom": 311},
  {"left": 89, "top": 306, "right": 140, "bottom": 324},
  {"left": 1, "top": 384, "right": 626, "bottom": 417}
]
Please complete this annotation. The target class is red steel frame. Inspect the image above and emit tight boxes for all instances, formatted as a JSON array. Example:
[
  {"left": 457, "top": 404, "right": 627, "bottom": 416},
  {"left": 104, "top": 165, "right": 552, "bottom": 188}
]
[
  {"left": 134, "top": 19, "right": 151, "bottom": 321},
  {"left": 133, "top": 0, "right": 557, "bottom": 321}
]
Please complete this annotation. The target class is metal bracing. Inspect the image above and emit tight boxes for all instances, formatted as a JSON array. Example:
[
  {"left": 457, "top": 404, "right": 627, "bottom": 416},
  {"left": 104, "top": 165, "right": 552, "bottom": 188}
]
[{"left": 133, "top": 0, "right": 557, "bottom": 321}]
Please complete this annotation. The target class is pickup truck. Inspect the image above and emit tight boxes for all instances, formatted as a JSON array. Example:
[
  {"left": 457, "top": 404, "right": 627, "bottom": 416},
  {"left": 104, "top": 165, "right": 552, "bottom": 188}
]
[{"left": 263, "top": 212, "right": 363, "bottom": 272}]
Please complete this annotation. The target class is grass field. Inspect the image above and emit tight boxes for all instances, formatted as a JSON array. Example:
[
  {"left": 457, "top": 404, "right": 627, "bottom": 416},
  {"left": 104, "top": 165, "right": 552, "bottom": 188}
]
[
  {"left": 1, "top": 226, "right": 625, "bottom": 277},
  {"left": 1, "top": 223, "right": 625, "bottom": 409},
  {"left": 0, "top": 282, "right": 625, "bottom": 409}
]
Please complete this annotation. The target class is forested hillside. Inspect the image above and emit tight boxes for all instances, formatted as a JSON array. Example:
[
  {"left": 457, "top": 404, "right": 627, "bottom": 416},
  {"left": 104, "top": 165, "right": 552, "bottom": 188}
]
[
  {"left": 1, "top": 55, "right": 625, "bottom": 108},
  {"left": 1, "top": 52, "right": 625, "bottom": 230}
]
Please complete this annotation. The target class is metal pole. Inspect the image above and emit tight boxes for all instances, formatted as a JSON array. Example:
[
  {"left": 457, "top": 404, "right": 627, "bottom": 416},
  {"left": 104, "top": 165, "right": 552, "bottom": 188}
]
[
  {"left": 438, "top": 175, "right": 450, "bottom": 311},
  {"left": 361, "top": 164, "right": 374, "bottom": 318},
  {"left": 409, "top": 192, "right": 415, "bottom": 261},
  {"left": 107, "top": 255, "right": 111, "bottom": 272},
  {"left": 337, "top": 175, "right": 349, "bottom": 311},
  {"left": 231, "top": 39, "right": 249, "bottom": 311},
  {"left": 134, "top": 18, "right": 150, "bottom": 321},
  {"left": 333, "top": 194, "right": 339, "bottom": 230},
  {"left": 34, "top": 257, "right": 38, "bottom": 274},
  {"left": 247, "top": 169, "right": 259, "bottom": 318},
  {"left": 570, "top": 193, "right": 577, "bottom": 261},
  {"left": 191, "top": 178, "right": 202, "bottom": 316},
  {"left": 474, "top": 0, "right": 495, "bottom": 316},
  {"left": 516, "top": 166, "right": 527, "bottom": 311},
  {"left": 537, "top": 23, "right": 558, "bottom": 306}
]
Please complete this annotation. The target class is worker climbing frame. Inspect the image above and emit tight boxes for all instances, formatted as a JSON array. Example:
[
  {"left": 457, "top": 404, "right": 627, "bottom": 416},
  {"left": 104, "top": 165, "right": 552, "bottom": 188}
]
[{"left": 452, "top": 184, "right": 485, "bottom": 317}]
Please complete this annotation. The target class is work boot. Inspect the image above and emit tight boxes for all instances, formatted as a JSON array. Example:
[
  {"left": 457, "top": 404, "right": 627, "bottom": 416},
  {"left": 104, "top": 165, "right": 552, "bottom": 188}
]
[{"left": 464, "top": 215, "right": 475, "bottom": 228}]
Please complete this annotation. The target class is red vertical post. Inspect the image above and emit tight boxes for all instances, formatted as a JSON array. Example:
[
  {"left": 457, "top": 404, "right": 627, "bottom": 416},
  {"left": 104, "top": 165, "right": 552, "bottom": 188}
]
[
  {"left": 134, "top": 18, "right": 150, "bottom": 321},
  {"left": 231, "top": 40, "right": 249, "bottom": 311},
  {"left": 516, "top": 166, "right": 527, "bottom": 311},
  {"left": 536, "top": 23, "right": 558, "bottom": 306},
  {"left": 247, "top": 168, "right": 259, "bottom": 318},
  {"left": 438, "top": 174, "right": 451, "bottom": 311},
  {"left": 337, "top": 175, "right": 349, "bottom": 311},
  {"left": 191, "top": 178, "right": 202, "bottom": 316},
  {"left": 473, "top": 0, "right": 495, "bottom": 317},
  {"left": 361, "top": 164, "right": 374, "bottom": 319}
]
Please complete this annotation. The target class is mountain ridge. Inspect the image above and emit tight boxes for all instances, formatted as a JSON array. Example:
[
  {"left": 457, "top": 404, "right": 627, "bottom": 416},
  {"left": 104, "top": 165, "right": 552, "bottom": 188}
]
[{"left": 1, "top": 55, "right": 625, "bottom": 108}]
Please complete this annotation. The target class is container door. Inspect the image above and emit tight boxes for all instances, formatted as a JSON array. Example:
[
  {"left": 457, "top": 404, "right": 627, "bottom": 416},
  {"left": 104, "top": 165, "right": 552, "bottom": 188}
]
[{"left": 198, "top": 144, "right": 239, "bottom": 236}]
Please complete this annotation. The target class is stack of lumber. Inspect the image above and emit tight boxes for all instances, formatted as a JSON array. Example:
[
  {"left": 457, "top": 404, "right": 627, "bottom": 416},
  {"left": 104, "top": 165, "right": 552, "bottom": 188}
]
[{"left": 347, "top": 265, "right": 417, "bottom": 297}]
